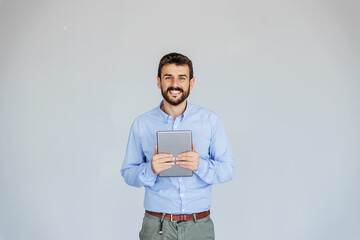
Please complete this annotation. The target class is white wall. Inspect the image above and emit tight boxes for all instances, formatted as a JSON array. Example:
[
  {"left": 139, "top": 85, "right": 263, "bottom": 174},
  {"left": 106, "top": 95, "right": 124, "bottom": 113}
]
[{"left": 0, "top": 0, "right": 359, "bottom": 239}]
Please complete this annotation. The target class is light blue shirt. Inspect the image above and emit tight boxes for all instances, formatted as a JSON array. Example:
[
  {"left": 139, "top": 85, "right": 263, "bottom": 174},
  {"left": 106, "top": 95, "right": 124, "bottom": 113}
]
[{"left": 121, "top": 101, "right": 234, "bottom": 214}]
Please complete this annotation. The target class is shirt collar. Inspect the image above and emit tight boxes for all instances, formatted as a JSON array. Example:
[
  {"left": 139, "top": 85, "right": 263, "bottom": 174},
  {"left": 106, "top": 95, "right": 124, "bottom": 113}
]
[{"left": 158, "top": 100, "right": 192, "bottom": 123}]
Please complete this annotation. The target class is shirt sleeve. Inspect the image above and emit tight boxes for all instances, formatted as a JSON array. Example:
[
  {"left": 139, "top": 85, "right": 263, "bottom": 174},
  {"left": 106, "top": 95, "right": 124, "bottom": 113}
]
[
  {"left": 194, "top": 114, "right": 234, "bottom": 184},
  {"left": 121, "top": 120, "right": 158, "bottom": 188}
]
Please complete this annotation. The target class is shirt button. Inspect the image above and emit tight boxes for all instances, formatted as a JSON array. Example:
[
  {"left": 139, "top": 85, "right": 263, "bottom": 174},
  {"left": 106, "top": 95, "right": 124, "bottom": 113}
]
[
  {"left": 179, "top": 178, "right": 182, "bottom": 182},
  {"left": 182, "top": 209, "right": 185, "bottom": 212},
  {"left": 180, "top": 193, "right": 184, "bottom": 197}
]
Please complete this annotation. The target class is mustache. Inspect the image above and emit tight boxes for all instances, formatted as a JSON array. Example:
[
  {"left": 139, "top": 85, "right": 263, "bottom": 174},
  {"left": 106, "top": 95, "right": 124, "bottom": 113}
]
[{"left": 166, "top": 87, "right": 183, "bottom": 92}]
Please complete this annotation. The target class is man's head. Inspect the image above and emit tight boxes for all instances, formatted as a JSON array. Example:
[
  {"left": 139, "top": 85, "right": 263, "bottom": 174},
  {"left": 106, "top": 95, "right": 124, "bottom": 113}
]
[
  {"left": 157, "top": 53, "right": 195, "bottom": 106},
  {"left": 157, "top": 52, "right": 193, "bottom": 80}
]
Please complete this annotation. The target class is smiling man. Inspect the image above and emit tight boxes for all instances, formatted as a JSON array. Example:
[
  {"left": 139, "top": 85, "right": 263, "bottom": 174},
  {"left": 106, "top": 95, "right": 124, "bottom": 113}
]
[{"left": 121, "top": 52, "right": 234, "bottom": 240}]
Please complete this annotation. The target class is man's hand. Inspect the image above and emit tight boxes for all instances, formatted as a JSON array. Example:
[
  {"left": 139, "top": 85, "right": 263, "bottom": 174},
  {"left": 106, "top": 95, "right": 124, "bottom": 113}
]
[
  {"left": 151, "top": 145, "right": 175, "bottom": 175},
  {"left": 175, "top": 142, "right": 199, "bottom": 172}
]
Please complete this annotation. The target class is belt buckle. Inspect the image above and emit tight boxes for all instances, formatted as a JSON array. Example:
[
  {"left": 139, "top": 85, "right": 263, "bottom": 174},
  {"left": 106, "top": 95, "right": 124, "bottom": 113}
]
[{"left": 171, "top": 214, "right": 187, "bottom": 222}]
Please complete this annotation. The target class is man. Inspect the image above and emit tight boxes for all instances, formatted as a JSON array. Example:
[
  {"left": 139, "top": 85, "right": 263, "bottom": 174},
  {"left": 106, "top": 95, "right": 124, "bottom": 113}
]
[{"left": 121, "top": 52, "right": 234, "bottom": 240}]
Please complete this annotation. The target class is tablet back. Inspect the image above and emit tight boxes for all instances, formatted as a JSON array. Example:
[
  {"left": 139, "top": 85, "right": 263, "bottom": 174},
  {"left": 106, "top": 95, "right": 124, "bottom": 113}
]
[{"left": 157, "top": 130, "right": 193, "bottom": 177}]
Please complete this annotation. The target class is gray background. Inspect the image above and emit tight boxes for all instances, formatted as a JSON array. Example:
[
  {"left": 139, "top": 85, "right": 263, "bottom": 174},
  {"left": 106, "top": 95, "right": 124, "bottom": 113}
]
[{"left": 0, "top": 0, "right": 359, "bottom": 239}]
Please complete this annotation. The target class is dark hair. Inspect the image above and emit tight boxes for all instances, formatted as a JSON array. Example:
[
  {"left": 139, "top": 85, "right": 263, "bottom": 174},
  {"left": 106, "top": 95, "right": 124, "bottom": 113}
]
[{"left": 157, "top": 52, "right": 194, "bottom": 80}]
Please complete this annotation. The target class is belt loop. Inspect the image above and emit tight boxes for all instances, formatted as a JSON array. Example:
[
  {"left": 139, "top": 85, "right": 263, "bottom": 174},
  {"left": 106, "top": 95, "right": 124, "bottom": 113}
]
[
  {"left": 159, "top": 213, "right": 165, "bottom": 235},
  {"left": 193, "top": 213, "right": 197, "bottom": 223}
]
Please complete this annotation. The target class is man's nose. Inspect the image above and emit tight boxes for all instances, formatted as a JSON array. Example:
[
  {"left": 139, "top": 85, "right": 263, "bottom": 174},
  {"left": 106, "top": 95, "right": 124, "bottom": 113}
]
[{"left": 170, "top": 78, "right": 179, "bottom": 86}]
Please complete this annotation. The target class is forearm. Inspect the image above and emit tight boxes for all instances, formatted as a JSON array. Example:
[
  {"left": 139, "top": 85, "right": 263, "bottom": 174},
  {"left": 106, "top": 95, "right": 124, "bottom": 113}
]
[
  {"left": 195, "top": 157, "right": 234, "bottom": 185},
  {"left": 121, "top": 162, "right": 158, "bottom": 188}
]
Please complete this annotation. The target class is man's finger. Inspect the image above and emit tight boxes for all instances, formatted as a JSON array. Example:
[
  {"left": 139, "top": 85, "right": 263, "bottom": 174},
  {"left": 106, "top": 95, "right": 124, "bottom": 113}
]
[
  {"left": 177, "top": 163, "right": 193, "bottom": 168},
  {"left": 155, "top": 156, "right": 175, "bottom": 162},
  {"left": 156, "top": 161, "right": 175, "bottom": 167},
  {"left": 177, "top": 152, "right": 197, "bottom": 158},
  {"left": 155, "top": 153, "right": 173, "bottom": 158},
  {"left": 155, "top": 144, "right": 158, "bottom": 154},
  {"left": 192, "top": 142, "right": 195, "bottom": 151},
  {"left": 153, "top": 161, "right": 175, "bottom": 174},
  {"left": 176, "top": 157, "right": 194, "bottom": 162},
  {"left": 157, "top": 162, "right": 175, "bottom": 171},
  {"left": 177, "top": 163, "right": 197, "bottom": 172}
]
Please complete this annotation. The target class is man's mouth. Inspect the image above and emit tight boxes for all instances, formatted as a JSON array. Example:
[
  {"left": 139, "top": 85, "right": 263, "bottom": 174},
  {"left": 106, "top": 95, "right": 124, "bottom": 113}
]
[
  {"left": 169, "top": 90, "right": 181, "bottom": 95},
  {"left": 167, "top": 88, "right": 183, "bottom": 96}
]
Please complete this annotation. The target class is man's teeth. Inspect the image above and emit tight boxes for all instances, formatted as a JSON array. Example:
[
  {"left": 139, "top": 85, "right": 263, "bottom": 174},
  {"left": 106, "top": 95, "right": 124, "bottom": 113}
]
[{"left": 170, "top": 90, "right": 180, "bottom": 94}]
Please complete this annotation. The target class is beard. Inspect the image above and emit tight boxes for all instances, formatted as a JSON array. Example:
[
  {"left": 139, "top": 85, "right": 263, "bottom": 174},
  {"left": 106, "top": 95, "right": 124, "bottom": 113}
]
[{"left": 161, "top": 85, "right": 190, "bottom": 106}]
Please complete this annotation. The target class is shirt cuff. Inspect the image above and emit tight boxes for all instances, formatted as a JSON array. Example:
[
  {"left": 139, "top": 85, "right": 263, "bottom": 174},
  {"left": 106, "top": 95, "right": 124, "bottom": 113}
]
[{"left": 139, "top": 162, "right": 158, "bottom": 185}]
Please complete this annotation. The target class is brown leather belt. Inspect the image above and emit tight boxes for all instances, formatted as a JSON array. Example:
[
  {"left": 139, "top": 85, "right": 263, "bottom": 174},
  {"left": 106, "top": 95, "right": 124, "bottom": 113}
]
[{"left": 146, "top": 210, "right": 210, "bottom": 222}]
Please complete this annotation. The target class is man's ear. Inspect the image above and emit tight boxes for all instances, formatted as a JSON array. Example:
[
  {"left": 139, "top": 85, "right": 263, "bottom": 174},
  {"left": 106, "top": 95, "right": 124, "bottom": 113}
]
[
  {"left": 190, "top": 77, "right": 195, "bottom": 90},
  {"left": 157, "top": 76, "right": 161, "bottom": 89}
]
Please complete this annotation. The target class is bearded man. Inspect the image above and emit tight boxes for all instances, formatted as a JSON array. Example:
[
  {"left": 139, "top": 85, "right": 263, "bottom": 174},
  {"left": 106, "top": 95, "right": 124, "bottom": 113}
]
[{"left": 121, "top": 52, "right": 234, "bottom": 240}]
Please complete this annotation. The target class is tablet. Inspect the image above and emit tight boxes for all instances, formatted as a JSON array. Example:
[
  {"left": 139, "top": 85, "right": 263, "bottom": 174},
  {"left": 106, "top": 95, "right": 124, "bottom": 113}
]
[{"left": 157, "top": 130, "right": 193, "bottom": 177}]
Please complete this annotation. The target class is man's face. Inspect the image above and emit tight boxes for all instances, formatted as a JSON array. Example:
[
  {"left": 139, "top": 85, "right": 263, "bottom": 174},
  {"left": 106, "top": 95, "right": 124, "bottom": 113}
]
[{"left": 157, "top": 64, "right": 195, "bottom": 106}]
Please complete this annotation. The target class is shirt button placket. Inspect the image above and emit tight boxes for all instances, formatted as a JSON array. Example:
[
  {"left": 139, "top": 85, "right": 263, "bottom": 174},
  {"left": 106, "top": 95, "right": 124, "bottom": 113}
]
[{"left": 179, "top": 177, "right": 186, "bottom": 213}]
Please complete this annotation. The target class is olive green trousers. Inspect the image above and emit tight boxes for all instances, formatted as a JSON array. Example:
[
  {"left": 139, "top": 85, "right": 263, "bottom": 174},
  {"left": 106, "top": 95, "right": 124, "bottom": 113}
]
[{"left": 139, "top": 212, "right": 215, "bottom": 240}]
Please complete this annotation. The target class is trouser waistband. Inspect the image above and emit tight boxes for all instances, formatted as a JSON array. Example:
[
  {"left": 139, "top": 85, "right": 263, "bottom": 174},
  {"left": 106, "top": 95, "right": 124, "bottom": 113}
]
[{"left": 145, "top": 210, "right": 210, "bottom": 222}]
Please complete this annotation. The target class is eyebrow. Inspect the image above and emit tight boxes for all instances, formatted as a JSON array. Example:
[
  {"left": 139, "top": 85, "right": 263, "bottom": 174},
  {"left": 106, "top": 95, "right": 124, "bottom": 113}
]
[
  {"left": 179, "top": 74, "right": 188, "bottom": 78},
  {"left": 163, "top": 74, "right": 188, "bottom": 78}
]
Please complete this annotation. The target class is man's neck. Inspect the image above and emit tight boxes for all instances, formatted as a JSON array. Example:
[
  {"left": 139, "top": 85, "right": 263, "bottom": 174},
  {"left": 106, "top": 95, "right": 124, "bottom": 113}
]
[{"left": 161, "top": 100, "right": 187, "bottom": 120}]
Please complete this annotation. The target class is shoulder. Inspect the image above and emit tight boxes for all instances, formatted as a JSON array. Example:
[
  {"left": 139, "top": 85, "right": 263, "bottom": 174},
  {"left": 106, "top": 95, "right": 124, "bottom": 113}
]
[
  {"left": 188, "top": 103, "right": 221, "bottom": 122},
  {"left": 131, "top": 106, "right": 160, "bottom": 129}
]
